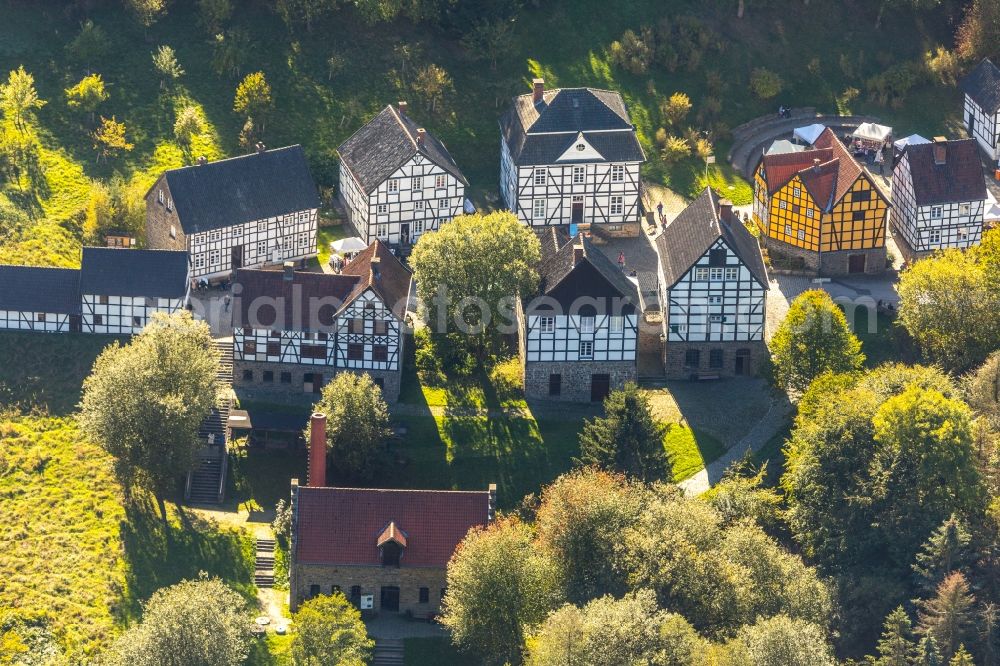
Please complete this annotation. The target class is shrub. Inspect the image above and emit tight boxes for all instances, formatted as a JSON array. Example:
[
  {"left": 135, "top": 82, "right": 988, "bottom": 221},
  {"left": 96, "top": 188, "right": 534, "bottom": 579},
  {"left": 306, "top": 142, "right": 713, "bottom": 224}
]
[
  {"left": 750, "top": 68, "right": 783, "bottom": 100},
  {"left": 661, "top": 92, "right": 692, "bottom": 127},
  {"left": 609, "top": 28, "right": 654, "bottom": 75},
  {"left": 661, "top": 135, "right": 691, "bottom": 164}
]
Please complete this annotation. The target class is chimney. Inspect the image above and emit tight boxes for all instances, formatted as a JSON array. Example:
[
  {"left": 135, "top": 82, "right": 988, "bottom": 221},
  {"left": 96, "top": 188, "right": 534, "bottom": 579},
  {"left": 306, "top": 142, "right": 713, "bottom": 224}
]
[
  {"left": 370, "top": 255, "right": 381, "bottom": 281},
  {"left": 197, "top": 156, "right": 207, "bottom": 166},
  {"left": 487, "top": 483, "right": 497, "bottom": 523},
  {"left": 397, "top": 100, "right": 408, "bottom": 115},
  {"left": 255, "top": 142, "right": 266, "bottom": 154},
  {"left": 532, "top": 78, "right": 545, "bottom": 104},
  {"left": 573, "top": 244, "right": 584, "bottom": 265},
  {"left": 416, "top": 128, "right": 425, "bottom": 148},
  {"left": 283, "top": 261, "right": 295, "bottom": 281},
  {"left": 812, "top": 158, "right": 821, "bottom": 171},
  {"left": 308, "top": 412, "right": 327, "bottom": 488},
  {"left": 718, "top": 198, "right": 733, "bottom": 221},
  {"left": 933, "top": 136, "right": 947, "bottom": 165}
]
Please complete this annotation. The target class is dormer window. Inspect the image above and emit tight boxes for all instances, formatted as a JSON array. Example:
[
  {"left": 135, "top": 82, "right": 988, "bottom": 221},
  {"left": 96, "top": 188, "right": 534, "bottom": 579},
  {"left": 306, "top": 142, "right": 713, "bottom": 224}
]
[{"left": 377, "top": 521, "right": 407, "bottom": 568}]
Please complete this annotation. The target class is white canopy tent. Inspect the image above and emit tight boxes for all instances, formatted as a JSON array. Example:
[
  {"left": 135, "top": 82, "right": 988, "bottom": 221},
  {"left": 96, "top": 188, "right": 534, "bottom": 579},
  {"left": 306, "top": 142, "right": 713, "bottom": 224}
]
[
  {"left": 985, "top": 190, "right": 1000, "bottom": 227},
  {"left": 766, "top": 139, "right": 805, "bottom": 155},
  {"left": 852, "top": 122, "right": 892, "bottom": 143},
  {"left": 893, "top": 134, "right": 930, "bottom": 152},
  {"left": 330, "top": 236, "right": 368, "bottom": 254},
  {"left": 793, "top": 124, "right": 826, "bottom": 145}
]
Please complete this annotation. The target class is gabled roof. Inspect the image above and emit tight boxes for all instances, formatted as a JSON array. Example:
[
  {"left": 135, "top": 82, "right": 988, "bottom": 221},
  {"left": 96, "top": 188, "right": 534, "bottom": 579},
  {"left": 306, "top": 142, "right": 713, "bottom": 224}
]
[
  {"left": 0, "top": 265, "right": 81, "bottom": 315},
  {"left": 656, "top": 188, "right": 768, "bottom": 288},
  {"left": 162, "top": 145, "right": 320, "bottom": 235},
  {"left": 376, "top": 521, "right": 407, "bottom": 548},
  {"left": 537, "top": 233, "right": 639, "bottom": 302},
  {"left": 79, "top": 247, "right": 189, "bottom": 299},
  {"left": 339, "top": 240, "right": 412, "bottom": 319},
  {"left": 961, "top": 58, "right": 1000, "bottom": 114},
  {"left": 338, "top": 105, "right": 468, "bottom": 194},
  {"left": 904, "top": 139, "right": 987, "bottom": 207},
  {"left": 500, "top": 87, "right": 645, "bottom": 166},
  {"left": 294, "top": 487, "right": 491, "bottom": 567},
  {"left": 760, "top": 148, "right": 835, "bottom": 195}
]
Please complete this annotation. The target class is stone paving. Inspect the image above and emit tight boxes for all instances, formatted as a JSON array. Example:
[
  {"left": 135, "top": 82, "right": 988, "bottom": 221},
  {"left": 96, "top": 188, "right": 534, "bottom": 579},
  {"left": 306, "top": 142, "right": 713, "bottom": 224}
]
[{"left": 365, "top": 614, "right": 448, "bottom": 640}]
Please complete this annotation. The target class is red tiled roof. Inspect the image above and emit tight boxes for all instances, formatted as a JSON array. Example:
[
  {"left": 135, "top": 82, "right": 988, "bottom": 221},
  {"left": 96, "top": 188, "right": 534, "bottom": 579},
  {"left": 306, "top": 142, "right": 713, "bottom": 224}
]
[
  {"left": 813, "top": 128, "right": 865, "bottom": 205},
  {"left": 761, "top": 148, "right": 834, "bottom": 194},
  {"left": 340, "top": 240, "right": 412, "bottom": 319},
  {"left": 295, "top": 487, "right": 491, "bottom": 567}
]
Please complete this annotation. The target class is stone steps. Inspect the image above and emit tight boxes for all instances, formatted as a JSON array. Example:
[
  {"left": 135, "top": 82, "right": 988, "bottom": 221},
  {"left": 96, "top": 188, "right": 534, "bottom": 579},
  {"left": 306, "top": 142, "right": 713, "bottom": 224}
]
[
  {"left": 373, "top": 639, "right": 405, "bottom": 666},
  {"left": 254, "top": 538, "right": 277, "bottom": 589}
]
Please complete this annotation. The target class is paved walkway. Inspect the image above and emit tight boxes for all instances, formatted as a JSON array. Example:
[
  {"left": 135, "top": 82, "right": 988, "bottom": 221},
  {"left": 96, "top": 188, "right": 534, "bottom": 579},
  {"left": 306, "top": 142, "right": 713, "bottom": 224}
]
[
  {"left": 678, "top": 390, "right": 793, "bottom": 496},
  {"left": 366, "top": 615, "right": 448, "bottom": 640}
]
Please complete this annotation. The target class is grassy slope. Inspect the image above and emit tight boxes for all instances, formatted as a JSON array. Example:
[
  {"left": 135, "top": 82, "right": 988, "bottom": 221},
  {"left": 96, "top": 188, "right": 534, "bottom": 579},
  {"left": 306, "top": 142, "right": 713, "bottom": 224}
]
[{"left": 0, "top": 0, "right": 962, "bottom": 265}]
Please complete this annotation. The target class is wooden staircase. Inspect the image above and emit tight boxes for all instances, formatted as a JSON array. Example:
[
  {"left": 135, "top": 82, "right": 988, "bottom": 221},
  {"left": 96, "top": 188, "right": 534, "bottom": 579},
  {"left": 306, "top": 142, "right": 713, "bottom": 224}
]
[
  {"left": 186, "top": 339, "right": 235, "bottom": 505},
  {"left": 254, "top": 538, "right": 276, "bottom": 589},
  {"left": 373, "top": 638, "right": 404, "bottom": 666}
]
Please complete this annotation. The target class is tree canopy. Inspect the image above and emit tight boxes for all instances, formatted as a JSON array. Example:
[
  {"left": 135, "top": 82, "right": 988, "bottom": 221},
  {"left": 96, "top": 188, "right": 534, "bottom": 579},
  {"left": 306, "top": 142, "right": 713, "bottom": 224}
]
[
  {"left": 577, "top": 383, "right": 668, "bottom": 481},
  {"left": 309, "top": 372, "right": 391, "bottom": 481},
  {"left": 291, "top": 592, "right": 373, "bottom": 666}
]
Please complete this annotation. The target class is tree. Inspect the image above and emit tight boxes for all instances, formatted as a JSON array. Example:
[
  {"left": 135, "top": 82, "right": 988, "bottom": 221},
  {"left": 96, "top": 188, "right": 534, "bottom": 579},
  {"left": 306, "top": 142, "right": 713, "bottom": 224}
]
[
  {"left": 0, "top": 66, "right": 45, "bottom": 132},
  {"left": 876, "top": 0, "right": 940, "bottom": 29},
  {"left": 950, "top": 645, "right": 975, "bottom": 666},
  {"left": 958, "top": 0, "right": 1000, "bottom": 61},
  {"left": 174, "top": 105, "right": 204, "bottom": 154},
  {"left": 877, "top": 606, "right": 917, "bottom": 666},
  {"left": 197, "top": 0, "right": 233, "bottom": 34},
  {"left": 661, "top": 92, "right": 692, "bottom": 127},
  {"left": 64, "top": 73, "right": 108, "bottom": 123},
  {"left": 525, "top": 590, "right": 707, "bottom": 666},
  {"left": 105, "top": 575, "right": 251, "bottom": 666},
  {"left": 750, "top": 67, "right": 784, "bottom": 99},
  {"left": 770, "top": 289, "right": 864, "bottom": 392},
  {"left": 78, "top": 311, "right": 220, "bottom": 521},
  {"left": 965, "top": 351, "right": 1000, "bottom": 431},
  {"left": 152, "top": 45, "right": 185, "bottom": 89},
  {"left": 93, "top": 116, "right": 134, "bottom": 162},
  {"left": 212, "top": 28, "right": 250, "bottom": 79},
  {"left": 233, "top": 71, "right": 272, "bottom": 134},
  {"left": 83, "top": 175, "right": 145, "bottom": 242},
  {"left": 919, "top": 572, "right": 976, "bottom": 662},
  {"left": 981, "top": 603, "right": 1000, "bottom": 666},
  {"left": 125, "top": 0, "right": 166, "bottom": 29},
  {"left": 310, "top": 372, "right": 391, "bottom": 481},
  {"left": 409, "top": 211, "right": 540, "bottom": 356},
  {"left": 291, "top": 593, "right": 373, "bottom": 666},
  {"left": 919, "top": 635, "right": 943, "bottom": 666},
  {"left": 275, "top": 0, "right": 337, "bottom": 32},
  {"left": 913, "top": 516, "right": 973, "bottom": 596},
  {"left": 660, "top": 134, "right": 691, "bottom": 163},
  {"left": 899, "top": 248, "right": 998, "bottom": 372},
  {"left": 441, "top": 518, "right": 561, "bottom": 665},
  {"left": 534, "top": 469, "right": 645, "bottom": 603},
  {"left": 412, "top": 63, "right": 453, "bottom": 113},
  {"left": 577, "top": 383, "right": 668, "bottom": 481},
  {"left": 723, "top": 615, "right": 836, "bottom": 666},
  {"left": 608, "top": 28, "right": 654, "bottom": 75},
  {"left": 461, "top": 19, "right": 514, "bottom": 71},
  {"left": 66, "top": 20, "right": 109, "bottom": 73}
]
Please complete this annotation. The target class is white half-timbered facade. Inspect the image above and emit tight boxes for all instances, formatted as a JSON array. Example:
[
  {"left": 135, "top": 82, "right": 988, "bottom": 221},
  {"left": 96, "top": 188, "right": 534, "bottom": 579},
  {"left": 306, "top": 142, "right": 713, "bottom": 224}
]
[
  {"left": 891, "top": 138, "right": 987, "bottom": 254},
  {"left": 232, "top": 241, "right": 411, "bottom": 402},
  {"left": 0, "top": 266, "right": 80, "bottom": 332},
  {"left": 518, "top": 232, "right": 639, "bottom": 402},
  {"left": 339, "top": 103, "right": 468, "bottom": 247},
  {"left": 500, "top": 80, "right": 645, "bottom": 228},
  {"left": 145, "top": 145, "right": 320, "bottom": 281},
  {"left": 961, "top": 59, "right": 1000, "bottom": 161},
  {"left": 655, "top": 188, "right": 768, "bottom": 379}
]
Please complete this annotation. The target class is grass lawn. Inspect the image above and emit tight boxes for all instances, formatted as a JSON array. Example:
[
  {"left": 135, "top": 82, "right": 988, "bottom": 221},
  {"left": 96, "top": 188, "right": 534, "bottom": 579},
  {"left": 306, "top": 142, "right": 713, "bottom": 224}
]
[
  {"left": 404, "top": 637, "right": 467, "bottom": 665},
  {"left": 0, "top": 0, "right": 963, "bottom": 266},
  {"left": 848, "top": 308, "right": 906, "bottom": 368},
  {"left": 313, "top": 222, "right": 350, "bottom": 269},
  {"left": 663, "top": 423, "right": 726, "bottom": 482}
]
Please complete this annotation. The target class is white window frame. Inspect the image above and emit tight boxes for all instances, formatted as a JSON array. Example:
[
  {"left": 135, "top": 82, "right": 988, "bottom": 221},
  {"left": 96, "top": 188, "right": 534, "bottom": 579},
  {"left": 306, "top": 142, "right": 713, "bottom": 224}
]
[
  {"left": 435, "top": 174, "right": 446, "bottom": 188},
  {"left": 413, "top": 219, "right": 424, "bottom": 234},
  {"left": 539, "top": 316, "right": 555, "bottom": 333},
  {"left": 377, "top": 224, "right": 389, "bottom": 239},
  {"left": 708, "top": 295, "right": 723, "bottom": 305},
  {"left": 258, "top": 221, "right": 268, "bottom": 233},
  {"left": 958, "top": 227, "right": 969, "bottom": 241},
  {"left": 579, "top": 340, "right": 594, "bottom": 359},
  {"left": 931, "top": 206, "right": 943, "bottom": 220},
  {"left": 793, "top": 186, "right": 801, "bottom": 197},
  {"left": 158, "top": 189, "right": 164, "bottom": 204},
  {"left": 580, "top": 316, "right": 595, "bottom": 334},
  {"left": 388, "top": 179, "right": 399, "bottom": 193},
  {"left": 784, "top": 224, "right": 792, "bottom": 236},
  {"left": 532, "top": 199, "right": 546, "bottom": 220},
  {"left": 959, "top": 203, "right": 971, "bottom": 216},
  {"left": 412, "top": 176, "right": 422, "bottom": 190},
  {"left": 414, "top": 200, "right": 424, "bottom": 211},
  {"left": 709, "top": 267, "right": 724, "bottom": 281},
  {"left": 194, "top": 253, "right": 206, "bottom": 270},
  {"left": 209, "top": 249, "right": 221, "bottom": 266},
  {"left": 572, "top": 166, "right": 585, "bottom": 184},
  {"left": 611, "top": 165, "right": 625, "bottom": 182},
  {"left": 709, "top": 314, "right": 725, "bottom": 323},
  {"left": 377, "top": 204, "right": 388, "bottom": 214},
  {"left": 805, "top": 208, "right": 814, "bottom": 219},
  {"left": 257, "top": 241, "right": 268, "bottom": 257},
  {"left": 534, "top": 168, "right": 547, "bottom": 186},
  {"left": 610, "top": 195, "right": 623, "bottom": 216},
  {"left": 694, "top": 267, "right": 710, "bottom": 281},
  {"left": 609, "top": 316, "right": 624, "bottom": 334},
  {"left": 438, "top": 198, "right": 449, "bottom": 210},
  {"left": 928, "top": 228, "right": 942, "bottom": 244},
  {"left": 779, "top": 200, "right": 787, "bottom": 210},
  {"left": 797, "top": 229, "right": 806, "bottom": 241},
  {"left": 725, "top": 267, "right": 738, "bottom": 281}
]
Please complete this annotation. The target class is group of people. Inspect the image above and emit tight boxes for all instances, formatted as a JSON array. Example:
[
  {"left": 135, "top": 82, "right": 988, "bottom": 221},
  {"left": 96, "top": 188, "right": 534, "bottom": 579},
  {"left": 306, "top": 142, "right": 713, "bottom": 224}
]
[
  {"left": 777, "top": 105, "right": 793, "bottom": 119},
  {"left": 846, "top": 135, "right": 893, "bottom": 175}
]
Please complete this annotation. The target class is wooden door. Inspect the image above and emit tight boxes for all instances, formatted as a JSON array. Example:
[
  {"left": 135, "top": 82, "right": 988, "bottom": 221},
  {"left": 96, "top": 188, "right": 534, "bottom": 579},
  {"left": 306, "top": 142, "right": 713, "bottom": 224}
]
[
  {"left": 590, "top": 374, "right": 611, "bottom": 402},
  {"left": 572, "top": 198, "right": 583, "bottom": 224},
  {"left": 313, "top": 373, "right": 323, "bottom": 394},
  {"left": 231, "top": 244, "right": 243, "bottom": 270},
  {"left": 400, "top": 223, "right": 410, "bottom": 245},
  {"left": 735, "top": 349, "right": 750, "bottom": 376},
  {"left": 380, "top": 586, "right": 400, "bottom": 612},
  {"left": 848, "top": 254, "right": 866, "bottom": 274}
]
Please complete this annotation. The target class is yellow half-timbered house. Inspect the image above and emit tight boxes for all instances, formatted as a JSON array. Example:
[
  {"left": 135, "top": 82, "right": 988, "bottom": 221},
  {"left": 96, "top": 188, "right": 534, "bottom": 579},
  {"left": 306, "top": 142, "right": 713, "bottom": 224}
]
[{"left": 752, "top": 128, "right": 889, "bottom": 274}]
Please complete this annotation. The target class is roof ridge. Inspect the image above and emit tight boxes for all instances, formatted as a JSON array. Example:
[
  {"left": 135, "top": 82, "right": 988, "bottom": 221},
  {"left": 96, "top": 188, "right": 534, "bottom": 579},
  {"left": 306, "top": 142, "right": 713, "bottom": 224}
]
[
  {"left": 164, "top": 144, "right": 301, "bottom": 174},
  {"left": 388, "top": 104, "right": 419, "bottom": 152},
  {"left": 299, "top": 486, "right": 491, "bottom": 495}
]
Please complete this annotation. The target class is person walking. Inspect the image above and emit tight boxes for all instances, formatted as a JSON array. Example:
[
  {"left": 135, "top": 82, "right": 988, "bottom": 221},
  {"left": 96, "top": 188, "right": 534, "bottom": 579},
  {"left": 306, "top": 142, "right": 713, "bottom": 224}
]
[{"left": 617, "top": 251, "right": 626, "bottom": 271}]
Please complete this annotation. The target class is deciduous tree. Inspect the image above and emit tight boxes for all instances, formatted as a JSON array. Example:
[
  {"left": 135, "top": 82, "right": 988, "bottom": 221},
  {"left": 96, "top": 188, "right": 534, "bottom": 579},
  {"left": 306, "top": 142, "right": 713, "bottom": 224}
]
[
  {"left": 720, "top": 615, "right": 836, "bottom": 666},
  {"left": 577, "top": 383, "right": 668, "bottom": 482},
  {"left": 275, "top": 0, "right": 337, "bottom": 32},
  {"left": 93, "top": 116, "right": 134, "bottom": 162},
  {"left": 661, "top": 92, "right": 692, "bottom": 127},
  {"left": 750, "top": 67, "right": 783, "bottom": 99},
  {"left": 197, "top": 0, "right": 233, "bottom": 35},
  {"left": 412, "top": 63, "right": 453, "bottom": 113},
  {"left": 291, "top": 593, "right": 373, "bottom": 666},
  {"left": 173, "top": 105, "right": 204, "bottom": 154},
  {"left": 65, "top": 73, "right": 108, "bottom": 123},
  {"left": 212, "top": 28, "right": 250, "bottom": 79},
  {"left": 0, "top": 66, "right": 45, "bottom": 132},
  {"left": 152, "top": 45, "right": 184, "bottom": 89},
  {"left": 233, "top": 71, "right": 272, "bottom": 134},
  {"left": 309, "top": 372, "right": 391, "bottom": 481},
  {"left": 66, "top": 20, "right": 109, "bottom": 73},
  {"left": 124, "top": 0, "right": 166, "bottom": 29}
]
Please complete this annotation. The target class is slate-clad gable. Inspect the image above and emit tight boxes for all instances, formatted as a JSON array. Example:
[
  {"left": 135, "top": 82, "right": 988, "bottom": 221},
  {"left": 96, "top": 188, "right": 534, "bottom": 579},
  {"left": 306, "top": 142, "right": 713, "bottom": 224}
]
[
  {"left": 536, "top": 234, "right": 639, "bottom": 306},
  {"left": 80, "top": 247, "right": 189, "bottom": 299},
  {"left": 961, "top": 58, "right": 1000, "bottom": 114},
  {"left": 0, "top": 266, "right": 81, "bottom": 314},
  {"left": 162, "top": 145, "right": 320, "bottom": 234},
  {"left": 905, "top": 139, "right": 987, "bottom": 207},
  {"left": 338, "top": 105, "right": 468, "bottom": 193}
]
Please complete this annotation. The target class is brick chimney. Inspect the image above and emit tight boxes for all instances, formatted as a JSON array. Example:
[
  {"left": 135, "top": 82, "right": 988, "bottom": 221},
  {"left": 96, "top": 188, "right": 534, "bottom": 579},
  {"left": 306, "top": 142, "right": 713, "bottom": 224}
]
[
  {"left": 416, "top": 128, "right": 426, "bottom": 148},
  {"left": 255, "top": 142, "right": 266, "bottom": 154},
  {"left": 397, "top": 100, "right": 408, "bottom": 115},
  {"left": 532, "top": 78, "right": 545, "bottom": 104},
  {"left": 573, "top": 244, "right": 584, "bottom": 265},
  {"left": 283, "top": 261, "right": 295, "bottom": 281},
  {"left": 308, "top": 412, "right": 327, "bottom": 488},
  {"left": 933, "top": 136, "right": 947, "bottom": 165},
  {"left": 487, "top": 483, "right": 497, "bottom": 523},
  {"left": 812, "top": 158, "right": 821, "bottom": 171},
  {"left": 718, "top": 198, "right": 733, "bottom": 221}
]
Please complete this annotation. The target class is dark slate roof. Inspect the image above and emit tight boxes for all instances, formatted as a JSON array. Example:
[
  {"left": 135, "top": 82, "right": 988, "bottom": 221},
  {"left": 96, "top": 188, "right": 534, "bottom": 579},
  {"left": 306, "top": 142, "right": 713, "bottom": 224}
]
[
  {"left": 961, "top": 58, "right": 1000, "bottom": 113},
  {"left": 80, "top": 247, "right": 189, "bottom": 298},
  {"left": 656, "top": 188, "right": 768, "bottom": 288},
  {"left": 537, "top": 233, "right": 639, "bottom": 301},
  {"left": 0, "top": 266, "right": 80, "bottom": 315},
  {"left": 338, "top": 105, "right": 468, "bottom": 194},
  {"left": 295, "top": 486, "right": 490, "bottom": 567},
  {"left": 163, "top": 145, "right": 320, "bottom": 234},
  {"left": 500, "top": 87, "right": 645, "bottom": 165},
  {"left": 905, "top": 139, "right": 987, "bottom": 207}
]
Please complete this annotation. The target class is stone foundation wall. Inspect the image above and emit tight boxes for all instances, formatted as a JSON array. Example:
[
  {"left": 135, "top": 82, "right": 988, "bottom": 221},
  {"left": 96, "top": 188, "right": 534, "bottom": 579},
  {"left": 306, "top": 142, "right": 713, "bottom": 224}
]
[
  {"left": 233, "top": 359, "right": 402, "bottom": 402},
  {"left": 291, "top": 563, "right": 446, "bottom": 616},
  {"left": 766, "top": 238, "right": 887, "bottom": 276},
  {"left": 524, "top": 359, "right": 636, "bottom": 402},
  {"left": 664, "top": 340, "right": 768, "bottom": 380}
]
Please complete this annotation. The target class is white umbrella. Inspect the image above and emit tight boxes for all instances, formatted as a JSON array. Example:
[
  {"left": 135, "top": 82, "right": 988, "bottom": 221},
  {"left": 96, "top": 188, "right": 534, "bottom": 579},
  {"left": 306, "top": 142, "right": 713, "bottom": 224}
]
[
  {"left": 330, "top": 236, "right": 368, "bottom": 253},
  {"left": 793, "top": 123, "right": 826, "bottom": 145}
]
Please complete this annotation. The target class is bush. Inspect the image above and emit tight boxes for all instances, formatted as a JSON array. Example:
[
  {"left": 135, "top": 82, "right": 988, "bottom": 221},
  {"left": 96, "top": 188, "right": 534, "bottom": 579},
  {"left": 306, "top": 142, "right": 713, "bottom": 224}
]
[
  {"left": 414, "top": 328, "right": 477, "bottom": 385},
  {"left": 272, "top": 498, "right": 292, "bottom": 543},
  {"left": 661, "top": 135, "right": 691, "bottom": 164},
  {"left": 750, "top": 68, "right": 783, "bottom": 100},
  {"left": 609, "top": 27, "right": 654, "bottom": 75},
  {"left": 866, "top": 60, "right": 927, "bottom": 108},
  {"left": 488, "top": 356, "right": 523, "bottom": 403}
]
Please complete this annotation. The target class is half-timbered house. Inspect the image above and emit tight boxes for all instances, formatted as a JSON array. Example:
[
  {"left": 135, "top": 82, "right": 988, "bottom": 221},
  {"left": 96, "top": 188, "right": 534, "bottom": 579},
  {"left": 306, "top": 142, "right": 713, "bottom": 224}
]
[
  {"left": 338, "top": 103, "right": 468, "bottom": 248},
  {"left": 500, "top": 80, "right": 645, "bottom": 234},
  {"left": 145, "top": 145, "right": 320, "bottom": 282},
  {"left": 891, "top": 137, "right": 987, "bottom": 258},
  {"left": 655, "top": 188, "right": 768, "bottom": 379},
  {"left": 752, "top": 127, "right": 889, "bottom": 275},
  {"left": 960, "top": 59, "right": 1000, "bottom": 161},
  {"left": 0, "top": 265, "right": 81, "bottom": 332},
  {"left": 517, "top": 231, "right": 639, "bottom": 402},
  {"left": 79, "top": 247, "right": 190, "bottom": 335},
  {"left": 232, "top": 240, "right": 411, "bottom": 402}
]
